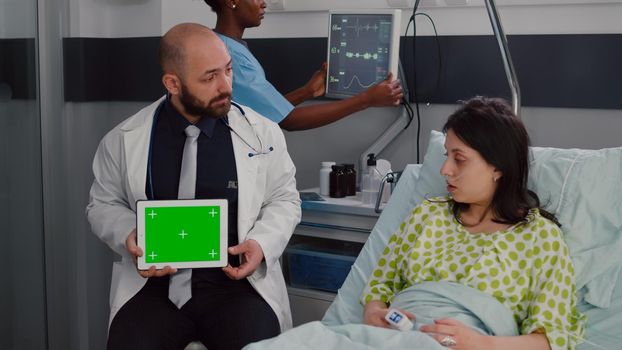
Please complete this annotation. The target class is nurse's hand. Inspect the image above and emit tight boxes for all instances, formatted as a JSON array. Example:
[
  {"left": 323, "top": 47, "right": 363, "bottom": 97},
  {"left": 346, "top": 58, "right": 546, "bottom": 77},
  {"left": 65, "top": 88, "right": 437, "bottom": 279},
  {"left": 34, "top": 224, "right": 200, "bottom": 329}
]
[
  {"left": 304, "top": 62, "right": 327, "bottom": 98},
  {"left": 126, "top": 229, "right": 177, "bottom": 278},
  {"left": 362, "top": 73, "right": 403, "bottom": 107},
  {"left": 363, "top": 300, "right": 415, "bottom": 328},
  {"left": 223, "top": 239, "right": 264, "bottom": 280}
]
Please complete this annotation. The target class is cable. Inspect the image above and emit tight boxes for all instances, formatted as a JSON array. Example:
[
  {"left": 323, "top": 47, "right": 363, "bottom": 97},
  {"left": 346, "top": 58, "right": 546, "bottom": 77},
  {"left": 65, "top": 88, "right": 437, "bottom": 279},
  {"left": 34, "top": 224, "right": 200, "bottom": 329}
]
[
  {"left": 402, "top": 97, "right": 414, "bottom": 130},
  {"left": 402, "top": 7, "right": 442, "bottom": 164},
  {"left": 564, "top": 330, "right": 613, "bottom": 350},
  {"left": 405, "top": 0, "right": 422, "bottom": 164},
  {"left": 415, "top": 12, "right": 442, "bottom": 103}
]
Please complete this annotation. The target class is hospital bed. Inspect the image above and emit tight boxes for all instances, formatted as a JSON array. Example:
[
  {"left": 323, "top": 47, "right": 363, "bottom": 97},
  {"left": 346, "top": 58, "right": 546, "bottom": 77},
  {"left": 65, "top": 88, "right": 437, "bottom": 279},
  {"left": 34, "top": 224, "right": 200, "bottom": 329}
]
[{"left": 247, "top": 130, "right": 622, "bottom": 350}]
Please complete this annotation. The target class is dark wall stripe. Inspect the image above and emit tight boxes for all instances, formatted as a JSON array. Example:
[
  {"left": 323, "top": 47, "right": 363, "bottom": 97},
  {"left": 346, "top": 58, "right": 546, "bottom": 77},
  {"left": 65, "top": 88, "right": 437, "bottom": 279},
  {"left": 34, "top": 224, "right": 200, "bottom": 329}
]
[
  {"left": 396, "top": 34, "right": 622, "bottom": 109},
  {"left": 0, "top": 38, "right": 37, "bottom": 100},
  {"left": 61, "top": 34, "right": 622, "bottom": 110},
  {"left": 63, "top": 37, "right": 164, "bottom": 102}
]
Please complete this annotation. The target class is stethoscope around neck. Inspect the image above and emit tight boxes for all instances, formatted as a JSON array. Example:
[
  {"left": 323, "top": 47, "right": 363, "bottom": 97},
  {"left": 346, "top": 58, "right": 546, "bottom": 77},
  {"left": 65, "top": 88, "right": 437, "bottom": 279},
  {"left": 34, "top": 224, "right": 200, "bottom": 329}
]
[
  {"left": 146, "top": 100, "right": 274, "bottom": 199},
  {"left": 225, "top": 102, "right": 274, "bottom": 158}
]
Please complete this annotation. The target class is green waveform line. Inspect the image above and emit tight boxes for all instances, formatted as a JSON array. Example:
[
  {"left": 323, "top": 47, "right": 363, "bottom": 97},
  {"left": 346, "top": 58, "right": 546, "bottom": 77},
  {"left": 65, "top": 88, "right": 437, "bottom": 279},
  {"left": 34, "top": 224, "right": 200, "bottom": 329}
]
[{"left": 344, "top": 52, "right": 379, "bottom": 60}]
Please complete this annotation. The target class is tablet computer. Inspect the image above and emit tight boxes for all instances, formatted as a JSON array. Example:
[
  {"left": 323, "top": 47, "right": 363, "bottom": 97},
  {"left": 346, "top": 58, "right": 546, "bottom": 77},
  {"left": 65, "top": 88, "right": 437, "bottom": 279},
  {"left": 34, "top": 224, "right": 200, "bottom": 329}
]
[{"left": 136, "top": 199, "right": 228, "bottom": 270}]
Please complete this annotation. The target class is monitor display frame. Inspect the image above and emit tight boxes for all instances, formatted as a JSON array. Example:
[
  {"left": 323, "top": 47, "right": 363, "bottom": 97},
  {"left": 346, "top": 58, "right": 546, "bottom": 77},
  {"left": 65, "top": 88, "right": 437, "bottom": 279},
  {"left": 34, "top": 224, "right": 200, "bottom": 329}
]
[{"left": 325, "top": 9, "right": 402, "bottom": 100}]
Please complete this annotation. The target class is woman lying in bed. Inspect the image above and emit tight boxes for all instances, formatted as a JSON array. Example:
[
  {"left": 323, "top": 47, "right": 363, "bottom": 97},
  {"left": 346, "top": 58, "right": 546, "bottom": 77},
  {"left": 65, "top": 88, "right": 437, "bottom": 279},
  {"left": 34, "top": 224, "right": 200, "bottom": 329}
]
[{"left": 362, "top": 97, "right": 585, "bottom": 350}]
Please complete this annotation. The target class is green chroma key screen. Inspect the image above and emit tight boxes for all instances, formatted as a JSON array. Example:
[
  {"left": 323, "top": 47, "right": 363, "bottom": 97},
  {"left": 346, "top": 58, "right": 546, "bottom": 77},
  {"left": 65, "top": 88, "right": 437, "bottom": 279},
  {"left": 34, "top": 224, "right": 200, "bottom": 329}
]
[{"left": 143, "top": 205, "right": 221, "bottom": 263}]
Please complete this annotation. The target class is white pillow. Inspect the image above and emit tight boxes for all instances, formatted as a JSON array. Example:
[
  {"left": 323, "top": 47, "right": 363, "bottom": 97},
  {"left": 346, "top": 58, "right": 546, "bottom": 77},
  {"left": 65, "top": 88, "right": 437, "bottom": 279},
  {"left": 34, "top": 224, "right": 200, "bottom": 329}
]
[{"left": 414, "top": 130, "right": 622, "bottom": 308}]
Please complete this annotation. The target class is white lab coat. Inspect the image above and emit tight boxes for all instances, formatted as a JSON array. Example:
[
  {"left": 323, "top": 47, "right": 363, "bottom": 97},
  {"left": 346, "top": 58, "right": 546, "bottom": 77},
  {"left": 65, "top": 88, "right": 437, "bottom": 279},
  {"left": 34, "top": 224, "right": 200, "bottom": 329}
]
[{"left": 86, "top": 96, "right": 301, "bottom": 331}]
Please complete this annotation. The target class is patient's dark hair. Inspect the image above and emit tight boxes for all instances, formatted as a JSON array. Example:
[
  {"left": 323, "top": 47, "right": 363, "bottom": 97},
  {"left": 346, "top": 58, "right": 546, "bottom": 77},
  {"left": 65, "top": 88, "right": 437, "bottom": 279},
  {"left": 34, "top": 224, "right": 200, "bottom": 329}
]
[
  {"left": 204, "top": 0, "right": 222, "bottom": 13},
  {"left": 442, "top": 96, "right": 559, "bottom": 226}
]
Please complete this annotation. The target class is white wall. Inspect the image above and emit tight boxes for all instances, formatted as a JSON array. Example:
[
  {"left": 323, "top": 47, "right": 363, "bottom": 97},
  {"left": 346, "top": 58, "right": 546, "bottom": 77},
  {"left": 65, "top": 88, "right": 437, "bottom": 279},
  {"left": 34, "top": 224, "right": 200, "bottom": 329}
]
[
  {"left": 161, "top": 0, "right": 622, "bottom": 37},
  {"left": 67, "top": 0, "right": 161, "bottom": 37},
  {"left": 0, "top": 0, "right": 37, "bottom": 38},
  {"left": 65, "top": 0, "right": 622, "bottom": 37},
  {"left": 160, "top": 0, "right": 622, "bottom": 188},
  {"left": 59, "top": 0, "right": 622, "bottom": 187},
  {"left": 286, "top": 103, "right": 622, "bottom": 189}
]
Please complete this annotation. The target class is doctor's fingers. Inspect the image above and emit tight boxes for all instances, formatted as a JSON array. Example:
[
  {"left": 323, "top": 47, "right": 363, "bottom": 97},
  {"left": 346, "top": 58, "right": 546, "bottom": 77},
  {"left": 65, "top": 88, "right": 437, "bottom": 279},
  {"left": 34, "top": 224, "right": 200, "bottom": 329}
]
[
  {"left": 138, "top": 265, "right": 177, "bottom": 278},
  {"left": 125, "top": 231, "right": 143, "bottom": 260},
  {"left": 226, "top": 259, "right": 257, "bottom": 280},
  {"left": 222, "top": 265, "right": 245, "bottom": 280},
  {"left": 129, "top": 244, "right": 143, "bottom": 259}
]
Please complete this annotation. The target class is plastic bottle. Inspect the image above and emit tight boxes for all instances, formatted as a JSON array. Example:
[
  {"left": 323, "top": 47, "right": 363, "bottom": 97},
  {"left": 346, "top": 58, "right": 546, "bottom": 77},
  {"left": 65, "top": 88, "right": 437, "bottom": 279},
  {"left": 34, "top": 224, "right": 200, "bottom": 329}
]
[
  {"left": 329, "top": 165, "right": 346, "bottom": 198},
  {"left": 319, "top": 161, "right": 336, "bottom": 196},
  {"left": 361, "top": 154, "right": 383, "bottom": 205},
  {"left": 343, "top": 164, "right": 356, "bottom": 196}
]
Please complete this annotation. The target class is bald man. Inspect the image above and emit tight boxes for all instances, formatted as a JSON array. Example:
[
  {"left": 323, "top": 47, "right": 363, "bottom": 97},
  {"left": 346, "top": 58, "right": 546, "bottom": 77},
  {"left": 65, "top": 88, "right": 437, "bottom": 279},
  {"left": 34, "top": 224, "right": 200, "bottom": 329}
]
[{"left": 87, "top": 23, "right": 301, "bottom": 350}]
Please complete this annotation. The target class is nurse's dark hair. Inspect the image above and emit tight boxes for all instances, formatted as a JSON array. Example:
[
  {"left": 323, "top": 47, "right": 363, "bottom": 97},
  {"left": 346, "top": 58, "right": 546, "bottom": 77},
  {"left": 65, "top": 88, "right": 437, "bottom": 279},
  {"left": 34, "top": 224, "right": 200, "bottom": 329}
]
[
  {"left": 442, "top": 96, "right": 559, "bottom": 226},
  {"left": 204, "top": 0, "right": 222, "bottom": 13}
]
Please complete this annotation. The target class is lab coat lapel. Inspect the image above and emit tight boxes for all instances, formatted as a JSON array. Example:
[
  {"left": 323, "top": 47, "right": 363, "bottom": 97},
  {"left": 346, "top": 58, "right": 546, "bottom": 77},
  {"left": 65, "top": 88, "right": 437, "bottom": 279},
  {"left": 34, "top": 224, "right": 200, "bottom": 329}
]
[
  {"left": 228, "top": 107, "right": 259, "bottom": 239},
  {"left": 123, "top": 127, "right": 150, "bottom": 209},
  {"left": 121, "top": 99, "right": 162, "bottom": 209}
]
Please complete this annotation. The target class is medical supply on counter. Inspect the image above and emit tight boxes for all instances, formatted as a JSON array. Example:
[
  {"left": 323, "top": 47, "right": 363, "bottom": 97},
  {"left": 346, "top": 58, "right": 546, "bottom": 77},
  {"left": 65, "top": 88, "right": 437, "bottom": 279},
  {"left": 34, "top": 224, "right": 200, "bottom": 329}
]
[
  {"left": 285, "top": 243, "right": 359, "bottom": 293},
  {"left": 319, "top": 161, "right": 336, "bottom": 196},
  {"left": 329, "top": 165, "right": 346, "bottom": 198},
  {"left": 343, "top": 164, "right": 356, "bottom": 196},
  {"left": 299, "top": 192, "right": 325, "bottom": 202},
  {"left": 361, "top": 154, "right": 383, "bottom": 205},
  {"left": 385, "top": 309, "right": 413, "bottom": 331}
]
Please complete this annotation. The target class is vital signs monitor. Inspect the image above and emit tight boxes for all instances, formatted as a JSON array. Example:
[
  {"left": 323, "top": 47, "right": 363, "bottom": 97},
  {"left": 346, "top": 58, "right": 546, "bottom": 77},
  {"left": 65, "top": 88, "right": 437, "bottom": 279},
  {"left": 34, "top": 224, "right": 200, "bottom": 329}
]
[{"left": 325, "top": 10, "right": 402, "bottom": 99}]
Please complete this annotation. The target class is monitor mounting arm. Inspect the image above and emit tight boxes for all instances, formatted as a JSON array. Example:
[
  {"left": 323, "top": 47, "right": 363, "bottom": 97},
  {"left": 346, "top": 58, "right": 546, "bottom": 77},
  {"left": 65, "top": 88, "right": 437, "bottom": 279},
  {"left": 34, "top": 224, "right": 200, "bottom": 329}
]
[{"left": 358, "top": 0, "right": 521, "bottom": 187}]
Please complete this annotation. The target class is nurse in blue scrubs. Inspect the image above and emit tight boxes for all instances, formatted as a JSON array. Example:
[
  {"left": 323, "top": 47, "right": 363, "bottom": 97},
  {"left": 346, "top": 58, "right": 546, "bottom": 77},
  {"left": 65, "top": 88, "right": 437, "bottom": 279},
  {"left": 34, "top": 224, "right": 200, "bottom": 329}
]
[{"left": 203, "top": 0, "right": 404, "bottom": 131}]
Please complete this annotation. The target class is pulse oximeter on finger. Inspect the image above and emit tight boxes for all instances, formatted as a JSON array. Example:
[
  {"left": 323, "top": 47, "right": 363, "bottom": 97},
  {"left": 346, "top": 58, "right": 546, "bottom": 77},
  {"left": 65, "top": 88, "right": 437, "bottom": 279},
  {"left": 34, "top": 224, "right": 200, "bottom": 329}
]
[{"left": 385, "top": 309, "right": 414, "bottom": 331}]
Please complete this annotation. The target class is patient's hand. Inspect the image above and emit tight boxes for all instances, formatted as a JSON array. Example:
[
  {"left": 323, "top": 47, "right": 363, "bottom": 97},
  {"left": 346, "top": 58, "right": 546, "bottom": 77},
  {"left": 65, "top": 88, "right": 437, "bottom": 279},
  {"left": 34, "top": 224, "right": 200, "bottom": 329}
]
[
  {"left": 363, "top": 300, "right": 415, "bottom": 328},
  {"left": 420, "top": 318, "right": 487, "bottom": 349}
]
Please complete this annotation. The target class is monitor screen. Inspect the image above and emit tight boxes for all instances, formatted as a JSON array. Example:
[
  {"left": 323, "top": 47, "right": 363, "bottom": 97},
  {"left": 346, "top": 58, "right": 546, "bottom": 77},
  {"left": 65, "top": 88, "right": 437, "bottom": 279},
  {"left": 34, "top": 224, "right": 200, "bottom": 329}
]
[{"left": 325, "top": 10, "right": 402, "bottom": 99}]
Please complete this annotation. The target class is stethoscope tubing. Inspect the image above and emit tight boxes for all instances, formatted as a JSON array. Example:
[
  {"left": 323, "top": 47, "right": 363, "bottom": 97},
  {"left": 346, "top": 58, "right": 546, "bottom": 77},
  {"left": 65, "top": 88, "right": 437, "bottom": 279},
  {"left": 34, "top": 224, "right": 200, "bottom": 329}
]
[{"left": 146, "top": 100, "right": 273, "bottom": 199}]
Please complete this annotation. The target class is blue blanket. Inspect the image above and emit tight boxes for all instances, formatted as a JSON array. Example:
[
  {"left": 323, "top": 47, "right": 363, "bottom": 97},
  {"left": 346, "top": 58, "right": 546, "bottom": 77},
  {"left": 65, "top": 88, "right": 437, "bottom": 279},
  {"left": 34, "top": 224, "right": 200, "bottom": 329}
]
[{"left": 244, "top": 282, "right": 518, "bottom": 350}]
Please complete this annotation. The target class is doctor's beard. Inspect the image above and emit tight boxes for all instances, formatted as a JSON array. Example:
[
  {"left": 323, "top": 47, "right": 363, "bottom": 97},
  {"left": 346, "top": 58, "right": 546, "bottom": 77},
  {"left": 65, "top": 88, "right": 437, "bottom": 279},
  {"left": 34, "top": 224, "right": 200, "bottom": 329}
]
[{"left": 179, "top": 83, "right": 232, "bottom": 119}]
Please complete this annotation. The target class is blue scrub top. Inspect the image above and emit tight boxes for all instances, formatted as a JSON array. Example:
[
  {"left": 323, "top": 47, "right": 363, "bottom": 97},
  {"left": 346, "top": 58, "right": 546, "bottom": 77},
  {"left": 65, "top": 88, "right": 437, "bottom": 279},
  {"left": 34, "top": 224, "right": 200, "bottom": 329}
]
[{"left": 218, "top": 33, "right": 294, "bottom": 124}]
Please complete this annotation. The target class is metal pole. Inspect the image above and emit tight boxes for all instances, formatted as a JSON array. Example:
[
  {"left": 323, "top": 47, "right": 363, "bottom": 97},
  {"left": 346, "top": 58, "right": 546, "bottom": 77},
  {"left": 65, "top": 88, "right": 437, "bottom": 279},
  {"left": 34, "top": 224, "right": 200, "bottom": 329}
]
[{"left": 485, "top": 0, "right": 522, "bottom": 117}]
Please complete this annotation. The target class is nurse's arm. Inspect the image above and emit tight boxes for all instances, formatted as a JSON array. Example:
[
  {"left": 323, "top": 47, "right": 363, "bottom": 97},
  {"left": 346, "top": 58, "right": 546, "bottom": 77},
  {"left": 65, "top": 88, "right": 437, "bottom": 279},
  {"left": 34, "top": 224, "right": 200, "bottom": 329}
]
[
  {"left": 279, "top": 73, "right": 403, "bottom": 131},
  {"left": 284, "top": 62, "right": 327, "bottom": 106}
]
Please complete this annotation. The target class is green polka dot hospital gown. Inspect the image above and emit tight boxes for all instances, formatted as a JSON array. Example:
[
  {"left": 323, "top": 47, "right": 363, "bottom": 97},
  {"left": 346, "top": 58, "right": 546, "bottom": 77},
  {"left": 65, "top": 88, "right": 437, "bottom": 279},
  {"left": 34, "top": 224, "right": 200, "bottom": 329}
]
[{"left": 362, "top": 198, "right": 586, "bottom": 350}]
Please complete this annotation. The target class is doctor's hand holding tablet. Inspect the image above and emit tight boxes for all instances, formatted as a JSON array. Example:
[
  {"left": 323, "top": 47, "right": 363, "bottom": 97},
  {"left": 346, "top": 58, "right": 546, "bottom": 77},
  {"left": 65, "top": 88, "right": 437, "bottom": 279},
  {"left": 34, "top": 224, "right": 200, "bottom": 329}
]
[
  {"left": 126, "top": 229, "right": 177, "bottom": 278},
  {"left": 129, "top": 199, "right": 264, "bottom": 280}
]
